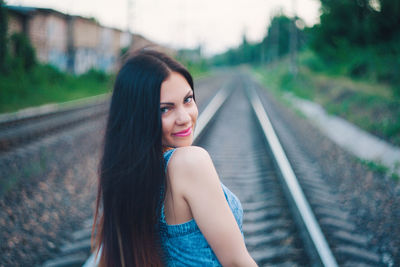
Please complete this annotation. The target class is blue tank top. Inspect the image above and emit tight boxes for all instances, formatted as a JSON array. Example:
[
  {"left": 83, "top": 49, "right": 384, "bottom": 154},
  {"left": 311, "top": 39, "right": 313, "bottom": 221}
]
[{"left": 160, "top": 148, "right": 243, "bottom": 266}]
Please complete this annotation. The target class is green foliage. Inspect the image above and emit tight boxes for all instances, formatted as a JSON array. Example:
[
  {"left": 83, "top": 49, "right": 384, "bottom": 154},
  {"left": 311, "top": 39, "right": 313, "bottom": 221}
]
[
  {"left": 211, "top": 14, "right": 304, "bottom": 66},
  {"left": 254, "top": 50, "right": 400, "bottom": 146},
  {"left": 253, "top": 59, "right": 314, "bottom": 101},
  {"left": 185, "top": 59, "right": 209, "bottom": 78},
  {"left": 279, "top": 71, "right": 314, "bottom": 100},
  {"left": 211, "top": 36, "right": 263, "bottom": 66},
  {"left": 33, "top": 64, "right": 66, "bottom": 84},
  {"left": 307, "top": 0, "right": 400, "bottom": 91},
  {"left": 10, "top": 32, "right": 37, "bottom": 71},
  {"left": 0, "top": 0, "right": 7, "bottom": 72},
  {"left": 303, "top": 41, "right": 400, "bottom": 95},
  {"left": 299, "top": 49, "right": 326, "bottom": 72},
  {"left": 312, "top": 0, "right": 400, "bottom": 52},
  {"left": 0, "top": 5, "right": 110, "bottom": 114},
  {"left": 313, "top": 0, "right": 370, "bottom": 51},
  {"left": 0, "top": 64, "right": 113, "bottom": 113},
  {"left": 359, "top": 159, "right": 389, "bottom": 175},
  {"left": 391, "top": 173, "right": 399, "bottom": 181},
  {"left": 262, "top": 15, "right": 304, "bottom": 61},
  {"left": 176, "top": 49, "right": 209, "bottom": 78},
  {"left": 322, "top": 89, "right": 400, "bottom": 144},
  {"left": 79, "top": 68, "right": 109, "bottom": 82},
  {"left": 0, "top": 5, "right": 37, "bottom": 74},
  {"left": 120, "top": 46, "right": 130, "bottom": 57}
]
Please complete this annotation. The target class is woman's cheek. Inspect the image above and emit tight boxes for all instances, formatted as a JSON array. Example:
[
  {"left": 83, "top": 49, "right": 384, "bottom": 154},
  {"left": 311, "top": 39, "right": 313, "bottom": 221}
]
[
  {"left": 161, "top": 117, "right": 169, "bottom": 138},
  {"left": 163, "top": 116, "right": 174, "bottom": 135},
  {"left": 193, "top": 106, "right": 199, "bottom": 122}
]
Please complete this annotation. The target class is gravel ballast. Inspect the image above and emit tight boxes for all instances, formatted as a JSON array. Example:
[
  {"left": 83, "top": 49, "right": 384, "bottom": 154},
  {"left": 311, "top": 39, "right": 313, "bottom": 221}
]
[
  {"left": 1, "top": 71, "right": 398, "bottom": 266},
  {"left": 0, "top": 120, "right": 103, "bottom": 266},
  {"left": 253, "top": 75, "right": 400, "bottom": 266}
]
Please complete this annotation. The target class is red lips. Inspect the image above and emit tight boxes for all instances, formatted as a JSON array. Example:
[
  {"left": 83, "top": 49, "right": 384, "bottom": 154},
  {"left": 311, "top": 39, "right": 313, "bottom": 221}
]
[{"left": 172, "top": 127, "right": 192, "bottom": 137}]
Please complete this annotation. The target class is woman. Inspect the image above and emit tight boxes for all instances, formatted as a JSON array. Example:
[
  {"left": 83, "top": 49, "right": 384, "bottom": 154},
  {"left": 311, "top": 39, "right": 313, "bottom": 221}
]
[{"left": 93, "top": 49, "right": 257, "bottom": 266}]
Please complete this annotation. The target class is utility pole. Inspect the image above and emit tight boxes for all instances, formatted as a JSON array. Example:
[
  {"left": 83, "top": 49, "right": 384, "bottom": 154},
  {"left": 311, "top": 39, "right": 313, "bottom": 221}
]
[
  {"left": 260, "top": 38, "right": 265, "bottom": 65},
  {"left": 127, "top": 0, "right": 134, "bottom": 33},
  {"left": 272, "top": 16, "right": 279, "bottom": 67},
  {"left": 289, "top": 0, "right": 298, "bottom": 75},
  {"left": 127, "top": 0, "right": 134, "bottom": 48}
]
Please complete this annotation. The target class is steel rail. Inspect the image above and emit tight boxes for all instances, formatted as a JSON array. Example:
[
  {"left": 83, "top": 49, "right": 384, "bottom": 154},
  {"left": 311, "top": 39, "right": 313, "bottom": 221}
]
[
  {"left": 193, "top": 82, "right": 233, "bottom": 140},
  {"left": 82, "top": 81, "right": 234, "bottom": 267},
  {"left": 0, "top": 76, "right": 218, "bottom": 126},
  {"left": 0, "top": 93, "right": 110, "bottom": 125},
  {"left": 245, "top": 83, "right": 338, "bottom": 267}
]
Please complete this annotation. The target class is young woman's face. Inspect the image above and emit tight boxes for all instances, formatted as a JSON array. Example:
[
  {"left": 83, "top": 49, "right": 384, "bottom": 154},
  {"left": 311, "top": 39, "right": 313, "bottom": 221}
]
[{"left": 160, "top": 72, "right": 198, "bottom": 148}]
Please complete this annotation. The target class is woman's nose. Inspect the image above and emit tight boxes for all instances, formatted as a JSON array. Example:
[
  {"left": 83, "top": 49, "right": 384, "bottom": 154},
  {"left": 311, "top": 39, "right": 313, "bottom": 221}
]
[{"left": 176, "top": 108, "right": 191, "bottom": 125}]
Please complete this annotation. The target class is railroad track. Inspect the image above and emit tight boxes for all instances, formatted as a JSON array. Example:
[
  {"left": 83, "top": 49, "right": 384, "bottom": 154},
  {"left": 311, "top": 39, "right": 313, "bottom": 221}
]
[
  {"left": 0, "top": 75, "right": 226, "bottom": 196},
  {"left": 0, "top": 95, "right": 110, "bottom": 154},
  {"left": 0, "top": 74, "right": 225, "bottom": 156},
  {"left": 37, "top": 71, "right": 382, "bottom": 266}
]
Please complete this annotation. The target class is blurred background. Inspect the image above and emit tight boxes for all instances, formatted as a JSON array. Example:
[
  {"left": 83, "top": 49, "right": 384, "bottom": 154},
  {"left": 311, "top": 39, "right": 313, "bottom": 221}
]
[
  {"left": 1, "top": 0, "right": 399, "bottom": 149},
  {"left": 1, "top": 0, "right": 400, "bottom": 266}
]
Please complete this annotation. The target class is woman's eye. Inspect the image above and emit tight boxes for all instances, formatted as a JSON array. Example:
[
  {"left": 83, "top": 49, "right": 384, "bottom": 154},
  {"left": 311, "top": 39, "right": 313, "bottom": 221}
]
[
  {"left": 184, "top": 96, "right": 193, "bottom": 103},
  {"left": 160, "top": 107, "right": 169, "bottom": 114}
]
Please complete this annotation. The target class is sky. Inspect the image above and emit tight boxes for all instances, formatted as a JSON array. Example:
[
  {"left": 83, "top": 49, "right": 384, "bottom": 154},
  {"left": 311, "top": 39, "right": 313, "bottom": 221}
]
[{"left": 6, "top": 0, "right": 321, "bottom": 56}]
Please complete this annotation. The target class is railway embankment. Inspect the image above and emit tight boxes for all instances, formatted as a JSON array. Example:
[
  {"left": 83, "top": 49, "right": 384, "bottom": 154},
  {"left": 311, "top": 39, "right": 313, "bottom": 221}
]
[{"left": 251, "top": 71, "right": 399, "bottom": 266}]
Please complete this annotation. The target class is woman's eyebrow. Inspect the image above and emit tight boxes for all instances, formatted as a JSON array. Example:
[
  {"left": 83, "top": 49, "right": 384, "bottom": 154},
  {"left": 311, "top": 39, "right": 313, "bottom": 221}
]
[
  {"left": 160, "top": 89, "right": 193, "bottom": 105},
  {"left": 160, "top": 102, "right": 174, "bottom": 106},
  {"left": 183, "top": 89, "right": 193, "bottom": 98}
]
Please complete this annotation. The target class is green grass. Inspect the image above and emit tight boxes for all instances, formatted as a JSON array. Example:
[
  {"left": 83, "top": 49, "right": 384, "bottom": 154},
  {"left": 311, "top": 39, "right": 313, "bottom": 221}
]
[
  {"left": 188, "top": 65, "right": 210, "bottom": 79},
  {"left": 0, "top": 65, "right": 114, "bottom": 114},
  {"left": 253, "top": 57, "right": 400, "bottom": 182},
  {"left": 359, "top": 159, "right": 389, "bottom": 174},
  {"left": 0, "top": 60, "right": 209, "bottom": 114},
  {"left": 358, "top": 159, "right": 400, "bottom": 181},
  {"left": 252, "top": 53, "right": 400, "bottom": 147},
  {"left": 186, "top": 61, "right": 210, "bottom": 79}
]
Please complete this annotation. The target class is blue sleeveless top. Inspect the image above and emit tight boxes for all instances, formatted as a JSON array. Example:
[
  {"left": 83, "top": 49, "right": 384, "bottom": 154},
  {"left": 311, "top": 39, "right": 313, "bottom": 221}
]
[{"left": 160, "top": 149, "right": 243, "bottom": 266}]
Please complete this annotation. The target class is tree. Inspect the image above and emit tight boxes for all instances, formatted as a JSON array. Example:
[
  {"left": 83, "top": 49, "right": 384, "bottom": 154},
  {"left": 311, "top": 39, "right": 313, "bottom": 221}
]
[
  {"left": 10, "top": 32, "right": 36, "bottom": 71},
  {"left": 372, "top": 0, "right": 400, "bottom": 43},
  {"left": 210, "top": 14, "right": 304, "bottom": 66},
  {"left": 0, "top": 0, "right": 7, "bottom": 72},
  {"left": 311, "top": 0, "right": 400, "bottom": 55},
  {"left": 262, "top": 15, "right": 304, "bottom": 63}
]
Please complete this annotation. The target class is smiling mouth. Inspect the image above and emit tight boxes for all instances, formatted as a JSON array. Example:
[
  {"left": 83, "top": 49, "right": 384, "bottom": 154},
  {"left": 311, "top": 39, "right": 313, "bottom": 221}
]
[{"left": 172, "top": 127, "right": 192, "bottom": 137}]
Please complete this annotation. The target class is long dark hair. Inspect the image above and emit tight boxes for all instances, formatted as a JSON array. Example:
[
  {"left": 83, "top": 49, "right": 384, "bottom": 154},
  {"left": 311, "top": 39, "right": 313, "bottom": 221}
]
[{"left": 93, "top": 50, "right": 194, "bottom": 267}]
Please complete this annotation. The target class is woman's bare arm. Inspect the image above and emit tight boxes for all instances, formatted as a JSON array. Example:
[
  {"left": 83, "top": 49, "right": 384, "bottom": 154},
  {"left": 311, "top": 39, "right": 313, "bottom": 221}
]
[{"left": 169, "top": 146, "right": 257, "bottom": 267}]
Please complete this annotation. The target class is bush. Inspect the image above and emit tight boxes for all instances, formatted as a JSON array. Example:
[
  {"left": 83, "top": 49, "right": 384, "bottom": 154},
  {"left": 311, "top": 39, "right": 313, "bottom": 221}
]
[
  {"left": 300, "top": 49, "right": 326, "bottom": 72},
  {"left": 79, "top": 68, "right": 108, "bottom": 82},
  {"left": 0, "top": 0, "right": 7, "bottom": 73},
  {"left": 10, "top": 32, "right": 36, "bottom": 71},
  {"left": 302, "top": 43, "right": 400, "bottom": 96},
  {"left": 0, "top": 63, "right": 113, "bottom": 113},
  {"left": 279, "top": 70, "right": 314, "bottom": 100},
  {"left": 32, "top": 64, "right": 66, "bottom": 85}
]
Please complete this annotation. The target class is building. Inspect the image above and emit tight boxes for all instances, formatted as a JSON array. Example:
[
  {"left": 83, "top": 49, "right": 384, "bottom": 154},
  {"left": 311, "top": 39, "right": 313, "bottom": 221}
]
[
  {"left": 5, "top": 5, "right": 174, "bottom": 74},
  {"left": 67, "top": 15, "right": 101, "bottom": 74},
  {"left": 7, "top": 6, "right": 69, "bottom": 71}
]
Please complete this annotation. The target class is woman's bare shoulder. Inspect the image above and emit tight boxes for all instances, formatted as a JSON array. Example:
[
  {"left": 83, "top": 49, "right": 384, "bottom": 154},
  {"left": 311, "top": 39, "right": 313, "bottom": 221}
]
[
  {"left": 168, "top": 146, "right": 221, "bottom": 202},
  {"left": 168, "top": 146, "right": 214, "bottom": 175}
]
